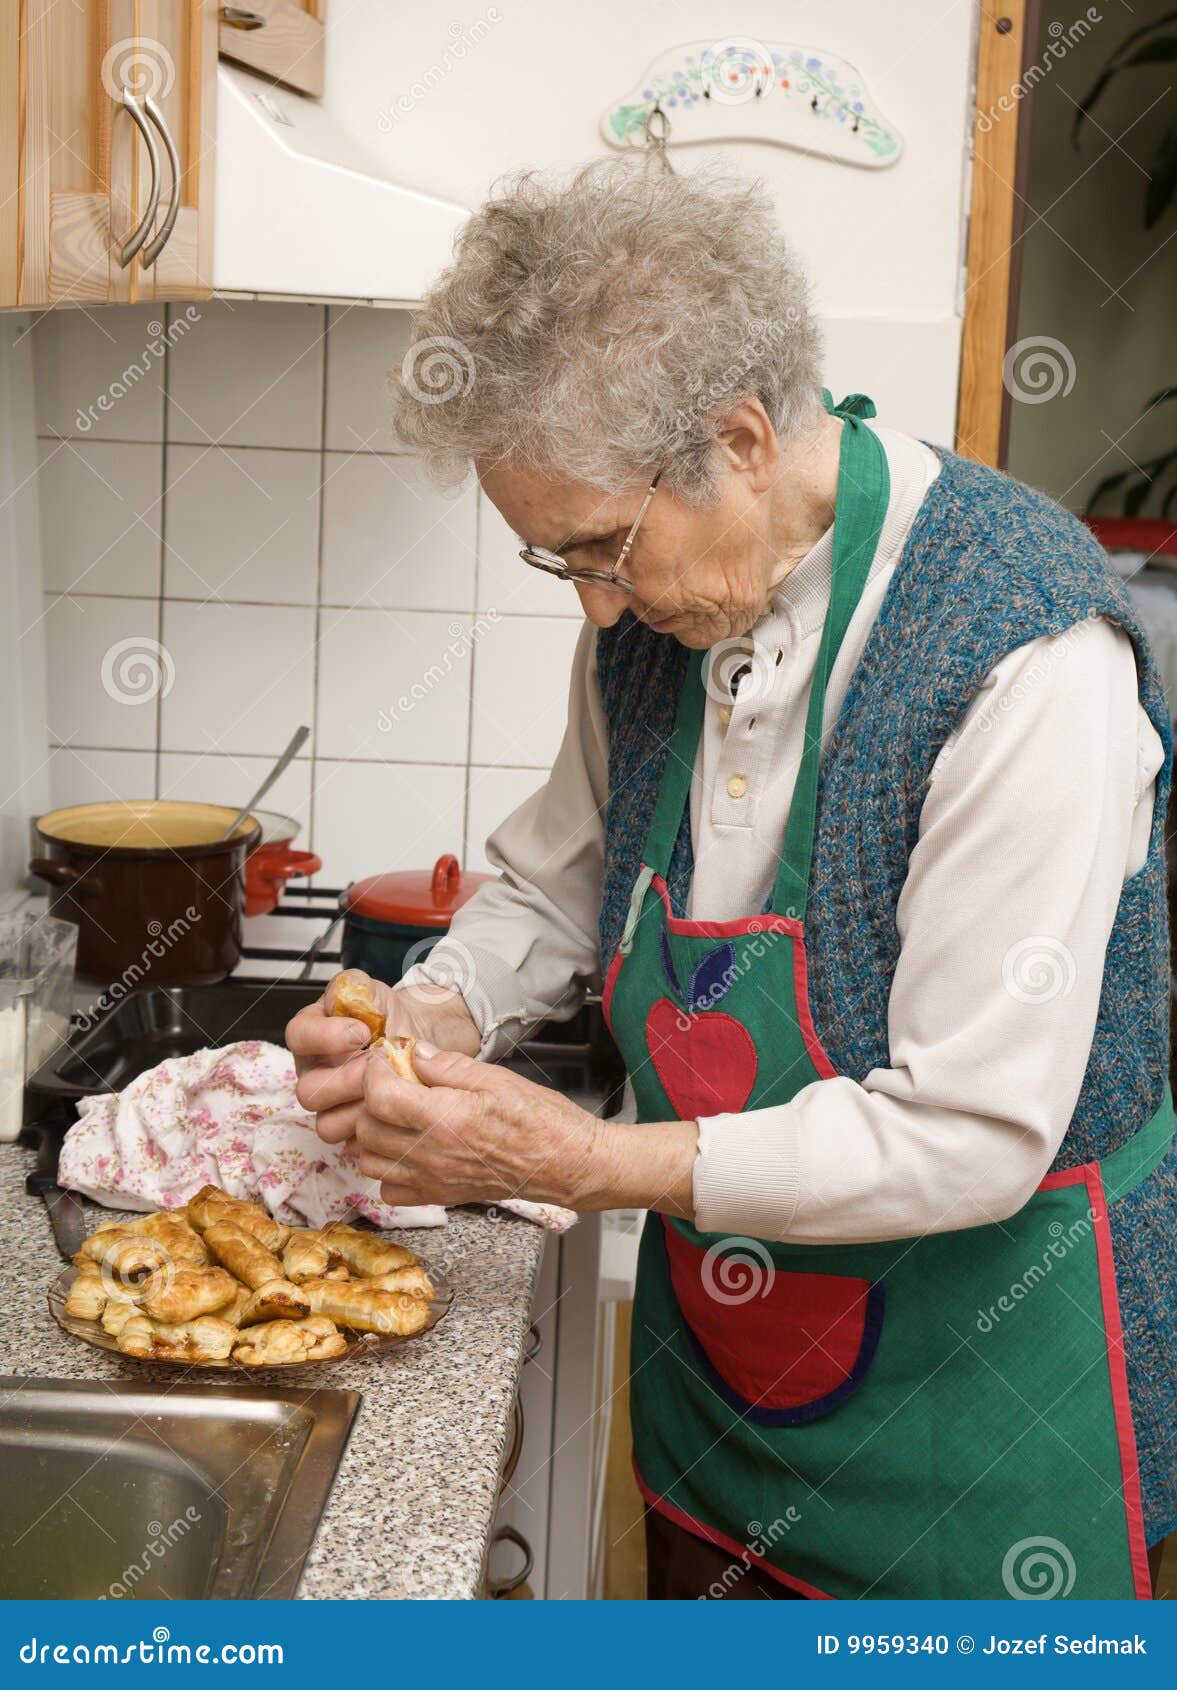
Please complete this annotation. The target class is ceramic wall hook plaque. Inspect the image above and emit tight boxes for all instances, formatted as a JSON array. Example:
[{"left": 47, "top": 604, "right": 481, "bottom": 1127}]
[{"left": 601, "top": 38, "right": 903, "bottom": 169}]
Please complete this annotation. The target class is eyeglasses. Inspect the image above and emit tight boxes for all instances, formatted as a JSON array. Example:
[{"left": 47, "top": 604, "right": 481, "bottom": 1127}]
[{"left": 518, "top": 465, "right": 665, "bottom": 594}]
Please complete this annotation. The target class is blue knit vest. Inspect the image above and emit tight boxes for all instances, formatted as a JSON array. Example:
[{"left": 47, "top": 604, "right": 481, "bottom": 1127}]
[{"left": 595, "top": 445, "right": 1177, "bottom": 1541}]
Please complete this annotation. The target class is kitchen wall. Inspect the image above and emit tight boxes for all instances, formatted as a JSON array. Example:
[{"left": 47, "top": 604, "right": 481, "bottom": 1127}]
[{"left": 31, "top": 299, "right": 580, "bottom": 884}]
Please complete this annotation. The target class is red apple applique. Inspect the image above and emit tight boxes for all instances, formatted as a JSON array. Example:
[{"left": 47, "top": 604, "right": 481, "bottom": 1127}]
[{"left": 646, "top": 933, "right": 758, "bottom": 1118}]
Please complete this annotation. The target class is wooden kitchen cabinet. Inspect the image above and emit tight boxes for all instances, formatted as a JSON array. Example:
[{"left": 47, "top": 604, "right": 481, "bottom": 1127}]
[
  {"left": 1, "top": 1, "right": 217, "bottom": 310},
  {"left": 218, "top": 0, "right": 325, "bottom": 99}
]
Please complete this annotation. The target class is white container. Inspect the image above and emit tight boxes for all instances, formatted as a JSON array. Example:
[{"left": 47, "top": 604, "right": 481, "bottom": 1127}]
[{"left": 0, "top": 913, "right": 77, "bottom": 1141}]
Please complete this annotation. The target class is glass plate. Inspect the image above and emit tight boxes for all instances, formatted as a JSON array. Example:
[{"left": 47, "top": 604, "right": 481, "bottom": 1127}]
[{"left": 48, "top": 1264, "right": 453, "bottom": 1370}]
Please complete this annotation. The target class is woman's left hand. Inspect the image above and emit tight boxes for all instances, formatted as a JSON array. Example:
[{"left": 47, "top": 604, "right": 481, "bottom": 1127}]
[{"left": 353, "top": 1043, "right": 606, "bottom": 1211}]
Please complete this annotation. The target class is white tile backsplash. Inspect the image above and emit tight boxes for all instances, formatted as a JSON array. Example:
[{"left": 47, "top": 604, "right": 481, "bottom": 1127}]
[
  {"left": 477, "top": 492, "right": 581, "bottom": 618},
  {"left": 311, "top": 759, "right": 467, "bottom": 884},
  {"left": 166, "top": 300, "right": 325, "bottom": 449},
  {"left": 470, "top": 615, "right": 581, "bottom": 768},
  {"left": 316, "top": 607, "right": 471, "bottom": 763},
  {"left": 160, "top": 601, "right": 316, "bottom": 756},
  {"left": 34, "top": 301, "right": 579, "bottom": 893},
  {"left": 324, "top": 306, "right": 412, "bottom": 452},
  {"left": 38, "top": 438, "right": 162, "bottom": 596},
  {"left": 157, "top": 751, "right": 312, "bottom": 833},
  {"left": 44, "top": 595, "right": 162, "bottom": 752},
  {"left": 164, "top": 445, "right": 321, "bottom": 604},
  {"left": 46, "top": 748, "right": 158, "bottom": 811},
  {"left": 320, "top": 452, "right": 476, "bottom": 610},
  {"left": 465, "top": 765, "right": 550, "bottom": 873},
  {"left": 33, "top": 306, "right": 165, "bottom": 441}
]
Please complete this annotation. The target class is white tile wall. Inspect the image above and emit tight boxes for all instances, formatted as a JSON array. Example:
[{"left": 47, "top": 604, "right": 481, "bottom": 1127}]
[{"left": 32, "top": 302, "right": 570, "bottom": 885}]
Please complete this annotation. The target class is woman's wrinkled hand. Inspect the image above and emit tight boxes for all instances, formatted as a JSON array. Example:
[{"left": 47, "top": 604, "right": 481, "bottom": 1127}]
[
  {"left": 352, "top": 1043, "right": 605, "bottom": 1211},
  {"left": 285, "top": 969, "right": 481, "bottom": 1146}
]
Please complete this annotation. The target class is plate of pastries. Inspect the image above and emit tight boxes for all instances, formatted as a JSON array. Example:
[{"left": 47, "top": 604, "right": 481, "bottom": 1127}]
[{"left": 49, "top": 1180, "right": 451, "bottom": 1369}]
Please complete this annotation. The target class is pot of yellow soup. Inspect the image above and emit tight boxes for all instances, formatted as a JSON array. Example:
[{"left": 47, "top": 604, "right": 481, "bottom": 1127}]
[{"left": 31, "top": 801, "right": 261, "bottom": 986}]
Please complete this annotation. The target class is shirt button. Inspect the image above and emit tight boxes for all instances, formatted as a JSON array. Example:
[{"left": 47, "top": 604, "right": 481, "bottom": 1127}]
[
  {"left": 718, "top": 705, "right": 732, "bottom": 726},
  {"left": 726, "top": 774, "right": 748, "bottom": 800}
]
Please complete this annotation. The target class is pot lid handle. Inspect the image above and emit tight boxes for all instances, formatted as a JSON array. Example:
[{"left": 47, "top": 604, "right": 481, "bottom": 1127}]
[{"left": 431, "top": 854, "right": 461, "bottom": 902}]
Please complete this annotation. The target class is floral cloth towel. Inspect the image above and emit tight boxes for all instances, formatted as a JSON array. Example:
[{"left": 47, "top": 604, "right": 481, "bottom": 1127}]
[{"left": 58, "top": 1039, "right": 577, "bottom": 1233}]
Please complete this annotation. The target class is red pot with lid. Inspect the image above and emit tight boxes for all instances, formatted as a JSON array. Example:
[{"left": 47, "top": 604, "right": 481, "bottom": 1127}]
[{"left": 338, "top": 854, "right": 493, "bottom": 983}]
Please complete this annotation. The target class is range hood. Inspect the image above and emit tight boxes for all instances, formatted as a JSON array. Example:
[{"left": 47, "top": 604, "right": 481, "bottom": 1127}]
[{"left": 212, "top": 64, "right": 469, "bottom": 304}]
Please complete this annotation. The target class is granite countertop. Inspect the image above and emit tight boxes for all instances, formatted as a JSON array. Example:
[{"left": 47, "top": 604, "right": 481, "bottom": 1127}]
[{"left": 0, "top": 1143, "right": 545, "bottom": 1598}]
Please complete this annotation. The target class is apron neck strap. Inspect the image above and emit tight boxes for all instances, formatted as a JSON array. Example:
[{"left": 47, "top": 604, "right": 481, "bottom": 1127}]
[
  {"left": 771, "top": 395, "right": 890, "bottom": 918},
  {"left": 638, "top": 396, "right": 892, "bottom": 911}
]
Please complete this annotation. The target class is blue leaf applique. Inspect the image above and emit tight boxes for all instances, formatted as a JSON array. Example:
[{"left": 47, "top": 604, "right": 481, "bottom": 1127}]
[{"left": 689, "top": 942, "right": 737, "bottom": 1012}]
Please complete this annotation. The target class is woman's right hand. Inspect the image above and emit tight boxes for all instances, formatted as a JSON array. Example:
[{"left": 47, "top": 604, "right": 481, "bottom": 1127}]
[{"left": 286, "top": 969, "right": 481, "bottom": 1145}]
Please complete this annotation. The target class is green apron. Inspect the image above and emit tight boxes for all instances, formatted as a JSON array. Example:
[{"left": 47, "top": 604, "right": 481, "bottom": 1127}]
[{"left": 602, "top": 394, "right": 1171, "bottom": 1600}]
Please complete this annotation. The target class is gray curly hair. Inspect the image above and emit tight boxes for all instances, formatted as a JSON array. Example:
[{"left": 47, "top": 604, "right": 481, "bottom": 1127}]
[{"left": 389, "top": 157, "right": 824, "bottom": 505}]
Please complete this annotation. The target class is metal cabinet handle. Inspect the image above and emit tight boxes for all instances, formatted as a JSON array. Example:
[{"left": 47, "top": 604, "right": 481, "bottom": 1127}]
[
  {"left": 140, "top": 96, "right": 181, "bottom": 269},
  {"left": 221, "top": 6, "right": 267, "bottom": 25},
  {"left": 486, "top": 1525, "right": 534, "bottom": 1598},
  {"left": 115, "top": 89, "right": 161, "bottom": 266},
  {"left": 523, "top": 1322, "right": 542, "bottom": 1363}
]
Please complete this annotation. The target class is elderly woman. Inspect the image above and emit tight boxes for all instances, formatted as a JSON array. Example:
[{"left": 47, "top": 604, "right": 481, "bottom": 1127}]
[{"left": 288, "top": 161, "right": 1176, "bottom": 1600}]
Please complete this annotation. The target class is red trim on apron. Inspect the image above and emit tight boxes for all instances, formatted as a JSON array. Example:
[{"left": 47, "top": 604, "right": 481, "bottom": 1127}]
[
  {"left": 649, "top": 873, "right": 803, "bottom": 939},
  {"left": 633, "top": 1458, "right": 833, "bottom": 1600}
]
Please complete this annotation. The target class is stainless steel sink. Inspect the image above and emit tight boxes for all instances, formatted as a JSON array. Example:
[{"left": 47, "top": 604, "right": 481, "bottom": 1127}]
[{"left": 0, "top": 1376, "right": 360, "bottom": 1599}]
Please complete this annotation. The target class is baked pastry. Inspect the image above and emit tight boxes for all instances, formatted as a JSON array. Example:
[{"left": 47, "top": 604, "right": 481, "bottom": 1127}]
[
  {"left": 125, "top": 1211, "right": 209, "bottom": 1265},
  {"left": 75, "top": 1228, "right": 167, "bottom": 1280},
  {"left": 324, "top": 970, "right": 386, "bottom": 1041},
  {"left": 371, "top": 1034, "right": 422, "bottom": 1084},
  {"left": 303, "top": 1276, "right": 431, "bottom": 1336},
  {"left": 281, "top": 1229, "right": 332, "bottom": 1283},
  {"left": 202, "top": 1219, "right": 286, "bottom": 1289},
  {"left": 231, "top": 1315, "right": 346, "bottom": 1366},
  {"left": 65, "top": 1274, "right": 110, "bottom": 1321},
  {"left": 322, "top": 1221, "right": 418, "bottom": 1277},
  {"left": 117, "top": 1313, "right": 237, "bottom": 1362},
  {"left": 364, "top": 1265, "right": 434, "bottom": 1300},
  {"left": 100, "top": 1291, "right": 141, "bottom": 1336},
  {"left": 138, "top": 1265, "right": 238, "bottom": 1324},
  {"left": 186, "top": 1185, "right": 290, "bottom": 1253},
  {"left": 239, "top": 1279, "right": 311, "bottom": 1326},
  {"left": 217, "top": 1283, "right": 252, "bottom": 1328}
]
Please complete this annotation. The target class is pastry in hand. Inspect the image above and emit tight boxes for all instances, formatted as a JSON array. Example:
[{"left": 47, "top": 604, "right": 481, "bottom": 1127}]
[
  {"left": 364, "top": 1265, "right": 434, "bottom": 1300},
  {"left": 138, "top": 1265, "right": 238, "bottom": 1324},
  {"left": 239, "top": 1278, "right": 311, "bottom": 1326},
  {"left": 303, "top": 1276, "right": 431, "bottom": 1336},
  {"left": 324, "top": 970, "right": 386, "bottom": 1041},
  {"left": 231, "top": 1315, "right": 346, "bottom": 1365},
  {"left": 203, "top": 1219, "right": 286, "bottom": 1289},
  {"left": 186, "top": 1185, "right": 290, "bottom": 1253},
  {"left": 371, "top": 1034, "right": 422, "bottom": 1084},
  {"left": 118, "top": 1313, "right": 237, "bottom": 1362},
  {"left": 323, "top": 1221, "right": 418, "bottom": 1277}
]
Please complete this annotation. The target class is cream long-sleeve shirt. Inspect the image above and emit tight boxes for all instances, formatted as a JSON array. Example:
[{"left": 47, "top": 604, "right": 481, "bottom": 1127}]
[{"left": 401, "top": 425, "right": 1166, "bottom": 1244}]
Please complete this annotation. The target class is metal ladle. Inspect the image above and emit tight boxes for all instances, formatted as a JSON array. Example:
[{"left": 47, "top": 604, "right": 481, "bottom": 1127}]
[{"left": 218, "top": 725, "right": 310, "bottom": 841}]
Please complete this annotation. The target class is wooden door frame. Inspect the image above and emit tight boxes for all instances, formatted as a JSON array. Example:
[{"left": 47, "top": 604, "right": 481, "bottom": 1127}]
[{"left": 955, "top": 0, "right": 1043, "bottom": 467}]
